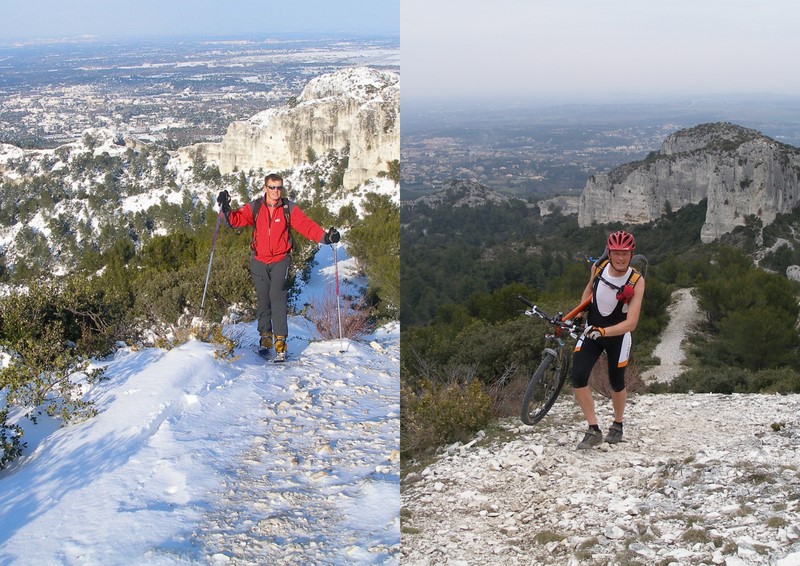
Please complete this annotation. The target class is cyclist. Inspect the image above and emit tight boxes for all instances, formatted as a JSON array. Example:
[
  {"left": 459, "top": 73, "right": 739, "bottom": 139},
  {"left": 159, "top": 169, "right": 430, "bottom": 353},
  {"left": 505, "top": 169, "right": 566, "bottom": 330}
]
[{"left": 572, "top": 230, "right": 645, "bottom": 449}]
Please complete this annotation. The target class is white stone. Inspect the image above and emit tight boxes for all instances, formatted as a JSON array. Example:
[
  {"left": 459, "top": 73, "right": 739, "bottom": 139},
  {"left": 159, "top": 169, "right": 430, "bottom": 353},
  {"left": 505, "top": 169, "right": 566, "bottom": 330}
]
[
  {"left": 604, "top": 525, "right": 626, "bottom": 540},
  {"left": 629, "top": 542, "right": 656, "bottom": 557}
]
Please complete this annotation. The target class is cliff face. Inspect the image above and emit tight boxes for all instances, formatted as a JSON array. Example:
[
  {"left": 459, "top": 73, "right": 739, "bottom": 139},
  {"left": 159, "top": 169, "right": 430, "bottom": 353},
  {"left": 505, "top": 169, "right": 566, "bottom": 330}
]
[
  {"left": 578, "top": 123, "right": 800, "bottom": 242},
  {"left": 184, "top": 67, "right": 399, "bottom": 189}
]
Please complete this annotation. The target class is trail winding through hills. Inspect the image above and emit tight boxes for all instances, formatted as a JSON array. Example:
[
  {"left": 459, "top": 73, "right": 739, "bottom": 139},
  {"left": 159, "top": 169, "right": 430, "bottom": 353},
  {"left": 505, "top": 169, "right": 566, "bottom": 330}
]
[{"left": 642, "top": 287, "right": 703, "bottom": 384}]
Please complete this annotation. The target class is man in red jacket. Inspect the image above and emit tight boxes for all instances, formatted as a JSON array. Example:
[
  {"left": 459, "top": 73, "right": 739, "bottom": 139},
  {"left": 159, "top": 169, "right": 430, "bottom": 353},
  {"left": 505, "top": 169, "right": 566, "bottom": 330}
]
[{"left": 218, "top": 173, "right": 339, "bottom": 361}]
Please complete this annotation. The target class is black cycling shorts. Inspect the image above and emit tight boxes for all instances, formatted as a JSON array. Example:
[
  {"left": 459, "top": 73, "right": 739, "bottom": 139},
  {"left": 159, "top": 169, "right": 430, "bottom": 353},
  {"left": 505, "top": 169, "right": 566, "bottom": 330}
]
[{"left": 570, "top": 332, "right": 631, "bottom": 392}]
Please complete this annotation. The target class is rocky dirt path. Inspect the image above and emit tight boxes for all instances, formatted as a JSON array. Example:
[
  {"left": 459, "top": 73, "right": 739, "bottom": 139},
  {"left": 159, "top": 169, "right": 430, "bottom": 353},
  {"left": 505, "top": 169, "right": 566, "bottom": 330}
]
[
  {"left": 642, "top": 288, "right": 703, "bottom": 383},
  {"left": 401, "top": 289, "right": 800, "bottom": 566},
  {"left": 401, "top": 394, "right": 800, "bottom": 565}
]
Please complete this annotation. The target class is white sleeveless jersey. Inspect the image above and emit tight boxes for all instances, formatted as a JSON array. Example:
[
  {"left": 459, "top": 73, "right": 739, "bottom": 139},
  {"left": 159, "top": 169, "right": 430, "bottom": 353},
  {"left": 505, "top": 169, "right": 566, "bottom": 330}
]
[{"left": 595, "top": 265, "right": 632, "bottom": 316}]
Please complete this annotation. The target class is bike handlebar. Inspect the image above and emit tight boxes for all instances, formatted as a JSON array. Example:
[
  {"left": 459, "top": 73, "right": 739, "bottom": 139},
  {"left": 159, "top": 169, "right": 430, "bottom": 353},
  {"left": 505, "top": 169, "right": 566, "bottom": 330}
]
[{"left": 518, "top": 295, "right": 588, "bottom": 335}]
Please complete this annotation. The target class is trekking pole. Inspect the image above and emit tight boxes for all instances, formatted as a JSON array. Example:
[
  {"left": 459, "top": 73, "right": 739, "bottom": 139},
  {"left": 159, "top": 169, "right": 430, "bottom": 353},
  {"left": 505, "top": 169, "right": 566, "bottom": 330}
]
[
  {"left": 333, "top": 242, "right": 345, "bottom": 352},
  {"left": 200, "top": 210, "right": 223, "bottom": 317}
]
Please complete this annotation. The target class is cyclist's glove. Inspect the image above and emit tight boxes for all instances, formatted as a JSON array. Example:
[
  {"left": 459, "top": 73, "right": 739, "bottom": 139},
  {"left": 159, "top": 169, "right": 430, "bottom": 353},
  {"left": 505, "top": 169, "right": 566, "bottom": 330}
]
[{"left": 586, "top": 326, "right": 605, "bottom": 340}]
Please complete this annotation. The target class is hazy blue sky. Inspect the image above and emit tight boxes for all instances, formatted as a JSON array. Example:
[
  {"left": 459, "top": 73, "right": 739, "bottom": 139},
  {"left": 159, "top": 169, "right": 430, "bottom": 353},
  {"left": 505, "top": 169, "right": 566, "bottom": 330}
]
[
  {"left": 1, "top": 0, "right": 398, "bottom": 41},
  {"left": 402, "top": 0, "right": 800, "bottom": 103}
]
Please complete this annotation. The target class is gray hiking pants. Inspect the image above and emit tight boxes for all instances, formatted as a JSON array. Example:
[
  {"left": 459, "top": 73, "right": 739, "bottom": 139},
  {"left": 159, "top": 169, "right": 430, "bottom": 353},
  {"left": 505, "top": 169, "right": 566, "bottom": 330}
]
[{"left": 250, "top": 255, "right": 291, "bottom": 337}]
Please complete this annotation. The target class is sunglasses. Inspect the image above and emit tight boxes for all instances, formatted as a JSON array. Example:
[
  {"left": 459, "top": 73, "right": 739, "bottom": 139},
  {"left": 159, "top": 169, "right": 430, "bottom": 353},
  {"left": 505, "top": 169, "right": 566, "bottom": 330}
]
[{"left": 266, "top": 185, "right": 283, "bottom": 190}]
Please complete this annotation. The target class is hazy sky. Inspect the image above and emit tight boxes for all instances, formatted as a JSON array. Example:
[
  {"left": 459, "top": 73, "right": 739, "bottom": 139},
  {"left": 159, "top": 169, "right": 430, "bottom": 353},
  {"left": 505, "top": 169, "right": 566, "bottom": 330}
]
[
  {"left": 0, "top": 0, "right": 398, "bottom": 41},
  {"left": 402, "top": 0, "right": 800, "bottom": 103}
]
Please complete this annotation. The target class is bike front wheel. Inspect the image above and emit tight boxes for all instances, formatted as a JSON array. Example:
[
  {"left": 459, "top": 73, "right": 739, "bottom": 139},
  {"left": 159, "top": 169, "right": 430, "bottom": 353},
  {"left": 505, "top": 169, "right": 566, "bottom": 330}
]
[{"left": 520, "top": 350, "right": 568, "bottom": 426}]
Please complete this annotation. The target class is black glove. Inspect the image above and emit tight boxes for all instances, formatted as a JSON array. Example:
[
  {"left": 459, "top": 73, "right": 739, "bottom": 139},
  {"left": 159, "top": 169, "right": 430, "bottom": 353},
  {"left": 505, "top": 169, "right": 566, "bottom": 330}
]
[
  {"left": 216, "top": 190, "right": 231, "bottom": 214},
  {"left": 323, "top": 227, "right": 340, "bottom": 245}
]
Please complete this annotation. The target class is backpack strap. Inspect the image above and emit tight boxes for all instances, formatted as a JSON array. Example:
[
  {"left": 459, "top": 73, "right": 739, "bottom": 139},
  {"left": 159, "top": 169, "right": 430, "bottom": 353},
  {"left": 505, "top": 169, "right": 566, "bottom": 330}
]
[
  {"left": 281, "top": 197, "right": 293, "bottom": 250},
  {"left": 592, "top": 258, "right": 610, "bottom": 278},
  {"left": 249, "top": 197, "right": 262, "bottom": 222},
  {"left": 281, "top": 197, "right": 293, "bottom": 230},
  {"left": 593, "top": 259, "right": 641, "bottom": 287},
  {"left": 592, "top": 259, "right": 641, "bottom": 304},
  {"left": 249, "top": 197, "right": 262, "bottom": 252}
]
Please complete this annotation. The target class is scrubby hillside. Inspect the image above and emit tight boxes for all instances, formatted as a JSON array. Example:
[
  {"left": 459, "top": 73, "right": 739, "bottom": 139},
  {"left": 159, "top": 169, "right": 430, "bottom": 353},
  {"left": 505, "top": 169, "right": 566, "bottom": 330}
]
[{"left": 0, "top": 67, "right": 399, "bottom": 285}]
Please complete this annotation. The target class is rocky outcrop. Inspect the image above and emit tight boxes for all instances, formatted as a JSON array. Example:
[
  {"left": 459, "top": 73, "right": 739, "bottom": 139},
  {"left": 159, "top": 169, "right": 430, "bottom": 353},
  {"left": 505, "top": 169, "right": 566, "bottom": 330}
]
[
  {"left": 183, "top": 67, "right": 399, "bottom": 189},
  {"left": 538, "top": 195, "right": 581, "bottom": 217},
  {"left": 408, "top": 179, "right": 519, "bottom": 208},
  {"left": 578, "top": 123, "right": 800, "bottom": 242}
]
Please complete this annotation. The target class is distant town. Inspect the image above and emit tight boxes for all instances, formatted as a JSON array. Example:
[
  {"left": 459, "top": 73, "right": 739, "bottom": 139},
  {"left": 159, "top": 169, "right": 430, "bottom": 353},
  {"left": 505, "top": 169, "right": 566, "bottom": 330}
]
[{"left": 0, "top": 33, "right": 399, "bottom": 149}]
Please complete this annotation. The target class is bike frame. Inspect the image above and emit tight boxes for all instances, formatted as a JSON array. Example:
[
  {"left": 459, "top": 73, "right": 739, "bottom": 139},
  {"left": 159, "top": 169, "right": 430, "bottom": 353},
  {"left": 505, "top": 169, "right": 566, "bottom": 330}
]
[{"left": 518, "top": 295, "right": 588, "bottom": 425}]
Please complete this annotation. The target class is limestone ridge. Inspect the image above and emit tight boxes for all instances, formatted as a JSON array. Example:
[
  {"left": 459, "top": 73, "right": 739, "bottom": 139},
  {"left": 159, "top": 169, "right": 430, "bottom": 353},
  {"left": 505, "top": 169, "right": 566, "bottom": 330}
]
[
  {"left": 578, "top": 122, "right": 800, "bottom": 242},
  {"left": 181, "top": 67, "right": 399, "bottom": 189},
  {"left": 408, "top": 179, "right": 518, "bottom": 208}
]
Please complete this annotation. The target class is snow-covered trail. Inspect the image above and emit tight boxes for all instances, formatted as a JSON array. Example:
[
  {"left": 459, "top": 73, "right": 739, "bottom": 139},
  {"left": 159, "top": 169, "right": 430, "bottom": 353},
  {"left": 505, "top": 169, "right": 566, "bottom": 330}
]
[
  {"left": 200, "top": 337, "right": 401, "bottom": 564},
  {"left": 0, "top": 319, "right": 399, "bottom": 565}
]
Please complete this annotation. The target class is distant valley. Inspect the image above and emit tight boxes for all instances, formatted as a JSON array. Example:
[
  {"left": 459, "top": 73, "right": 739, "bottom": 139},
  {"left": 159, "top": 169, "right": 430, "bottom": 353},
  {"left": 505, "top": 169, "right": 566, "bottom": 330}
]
[
  {"left": 0, "top": 33, "right": 399, "bottom": 149},
  {"left": 400, "top": 96, "right": 800, "bottom": 200}
]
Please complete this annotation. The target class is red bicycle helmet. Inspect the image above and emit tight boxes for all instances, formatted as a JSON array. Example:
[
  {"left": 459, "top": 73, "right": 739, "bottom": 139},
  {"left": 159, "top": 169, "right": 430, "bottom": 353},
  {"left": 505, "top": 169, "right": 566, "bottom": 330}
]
[{"left": 607, "top": 230, "right": 635, "bottom": 251}]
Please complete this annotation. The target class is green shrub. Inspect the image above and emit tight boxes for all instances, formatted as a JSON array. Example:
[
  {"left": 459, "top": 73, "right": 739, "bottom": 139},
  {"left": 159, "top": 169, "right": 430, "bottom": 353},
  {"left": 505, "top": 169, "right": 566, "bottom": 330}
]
[
  {"left": 670, "top": 367, "right": 750, "bottom": 394},
  {"left": 670, "top": 366, "right": 800, "bottom": 394},
  {"left": 451, "top": 317, "right": 545, "bottom": 383},
  {"left": 0, "top": 321, "right": 100, "bottom": 424},
  {"left": 401, "top": 378, "right": 493, "bottom": 459},
  {"left": 0, "top": 407, "right": 25, "bottom": 470},
  {"left": 750, "top": 367, "right": 800, "bottom": 393},
  {"left": 347, "top": 192, "right": 399, "bottom": 317},
  {"left": 0, "top": 279, "right": 123, "bottom": 467},
  {"left": 132, "top": 252, "right": 254, "bottom": 326}
]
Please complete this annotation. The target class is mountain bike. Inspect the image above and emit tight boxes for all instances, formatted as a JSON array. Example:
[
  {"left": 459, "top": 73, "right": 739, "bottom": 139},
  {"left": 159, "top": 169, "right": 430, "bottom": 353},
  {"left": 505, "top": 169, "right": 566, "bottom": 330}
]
[
  {"left": 517, "top": 295, "right": 588, "bottom": 426},
  {"left": 517, "top": 253, "right": 648, "bottom": 426}
]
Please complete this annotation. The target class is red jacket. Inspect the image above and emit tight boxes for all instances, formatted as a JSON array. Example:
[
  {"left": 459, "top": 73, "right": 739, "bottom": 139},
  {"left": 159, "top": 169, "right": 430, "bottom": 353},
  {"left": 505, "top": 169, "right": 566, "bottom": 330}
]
[{"left": 226, "top": 197, "right": 325, "bottom": 265}]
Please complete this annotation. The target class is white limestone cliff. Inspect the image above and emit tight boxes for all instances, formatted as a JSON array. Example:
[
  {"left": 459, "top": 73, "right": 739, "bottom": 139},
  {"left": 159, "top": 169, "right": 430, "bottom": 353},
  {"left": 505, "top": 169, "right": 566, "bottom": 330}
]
[
  {"left": 578, "top": 123, "right": 800, "bottom": 242},
  {"left": 180, "top": 67, "right": 399, "bottom": 190}
]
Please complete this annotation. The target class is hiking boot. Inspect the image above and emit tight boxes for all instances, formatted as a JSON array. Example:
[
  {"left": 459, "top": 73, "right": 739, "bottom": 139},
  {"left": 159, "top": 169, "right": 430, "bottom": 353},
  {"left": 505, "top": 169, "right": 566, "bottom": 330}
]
[
  {"left": 259, "top": 332, "right": 273, "bottom": 350},
  {"left": 273, "top": 337, "right": 287, "bottom": 363},
  {"left": 604, "top": 422, "right": 623, "bottom": 444},
  {"left": 577, "top": 427, "right": 603, "bottom": 450}
]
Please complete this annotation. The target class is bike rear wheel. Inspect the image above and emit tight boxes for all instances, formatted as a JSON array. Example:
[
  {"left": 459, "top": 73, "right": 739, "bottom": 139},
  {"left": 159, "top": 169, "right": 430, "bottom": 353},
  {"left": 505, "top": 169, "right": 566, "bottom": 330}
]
[{"left": 520, "top": 350, "right": 568, "bottom": 425}]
